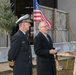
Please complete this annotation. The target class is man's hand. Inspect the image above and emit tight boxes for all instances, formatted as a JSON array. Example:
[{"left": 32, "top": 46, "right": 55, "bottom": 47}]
[{"left": 49, "top": 49, "right": 57, "bottom": 54}]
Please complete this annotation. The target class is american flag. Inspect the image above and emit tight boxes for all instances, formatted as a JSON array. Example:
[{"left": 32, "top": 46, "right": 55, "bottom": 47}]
[{"left": 33, "top": 0, "right": 52, "bottom": 28}]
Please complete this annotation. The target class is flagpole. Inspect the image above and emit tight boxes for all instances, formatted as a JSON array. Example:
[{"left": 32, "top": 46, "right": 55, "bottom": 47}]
[
  {"left": 34, "top": 22, "right": 36, "bottom": 38},
  {"left": 33, "top": 0, "right": 36, "bottom": 38}
]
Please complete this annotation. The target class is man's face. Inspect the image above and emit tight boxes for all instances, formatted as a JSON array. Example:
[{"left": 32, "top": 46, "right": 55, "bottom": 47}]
[
  {"left": 22, "top": 22, "right": 31, "bottom": 32},
  {"left": 39, "top": 23, "right": 49, "bottom": 34}
]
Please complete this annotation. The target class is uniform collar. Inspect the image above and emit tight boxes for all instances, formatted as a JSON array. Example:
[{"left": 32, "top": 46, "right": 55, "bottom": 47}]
[{"left": 19, "top": 29, "right": 26, "bottom": 35}]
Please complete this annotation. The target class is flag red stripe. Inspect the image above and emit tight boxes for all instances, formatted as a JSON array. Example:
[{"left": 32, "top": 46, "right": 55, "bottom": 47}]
[
  {"left": 34, "top": 16, "right": 41, "bottom": 18},
  {"left": 34, "top": 20, "right": 41, "bottom": 22},
  {"left": 34, "top": 12, "right": 41, "bottom": 14}
]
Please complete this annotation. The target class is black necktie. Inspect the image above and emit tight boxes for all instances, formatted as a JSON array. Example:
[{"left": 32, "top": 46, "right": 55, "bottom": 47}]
[
  {"left": 25, "top": 34, "right": 29, "bottom": 40},
  {"left": 25, "top": 34, "right": 30, "bottom": 45}
]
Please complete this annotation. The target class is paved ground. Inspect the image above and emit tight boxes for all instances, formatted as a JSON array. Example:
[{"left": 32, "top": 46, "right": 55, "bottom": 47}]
[{"left": 0, "top": 62, "right": 12, "bottom": 72}]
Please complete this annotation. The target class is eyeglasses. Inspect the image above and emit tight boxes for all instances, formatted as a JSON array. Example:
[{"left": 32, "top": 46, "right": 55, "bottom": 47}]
[{"left": 40, "top": 25, "right": 48, "bottom": 28}]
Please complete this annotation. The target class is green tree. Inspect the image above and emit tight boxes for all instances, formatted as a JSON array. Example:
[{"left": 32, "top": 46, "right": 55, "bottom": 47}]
[{"left": 0, "top": 0, "right": 18, "bottom": 34}]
